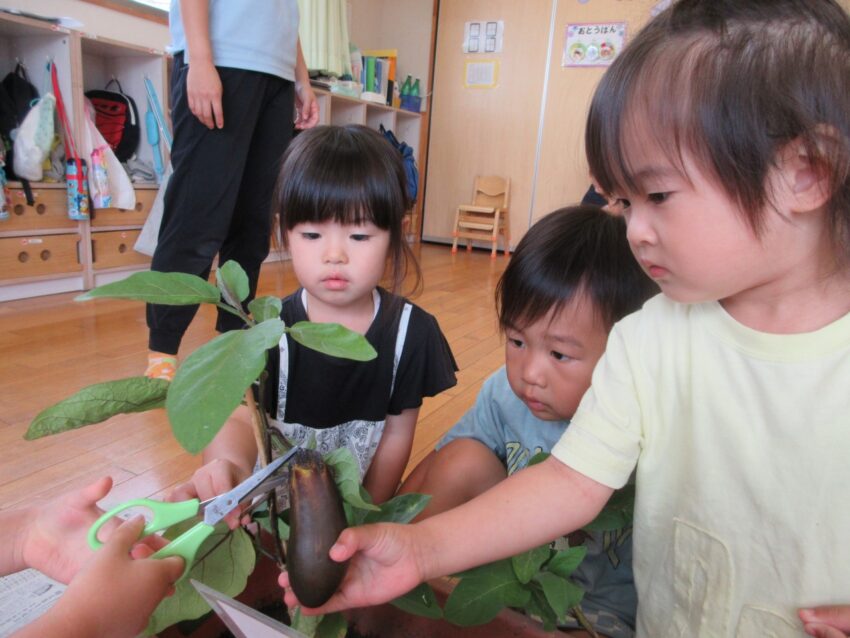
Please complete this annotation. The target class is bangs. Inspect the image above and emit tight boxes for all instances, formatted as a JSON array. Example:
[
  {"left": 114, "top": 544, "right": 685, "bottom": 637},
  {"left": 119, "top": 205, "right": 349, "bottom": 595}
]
[
  {"left": 277, "top": 126, "right": 409, "bottom": 231},
  {"left": 586, "top": 0, "right": 850, "bottom": 241},
  {"left": 586, "top": 33, "right": 718, "bottom": 202}
]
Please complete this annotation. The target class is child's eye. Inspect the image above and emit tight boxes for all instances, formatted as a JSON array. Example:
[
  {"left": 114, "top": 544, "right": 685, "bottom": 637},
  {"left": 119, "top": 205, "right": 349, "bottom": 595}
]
[
  {"left": 648, "top": 192, "right": 669, "bottom": 204},
  {"left": 301, "top": 232, "right": 320, "bottom": 240},
  {"left": 508, "top": 338, "right": 524, "bottom": 349},
  {"left": 614, "top": 197, "right": 631, "bottom": 210},
  {"left": 551, "top": 351, "right": 572, "bottom": 362},
  {"left": 350, "top": 234, "right": 370, "bottom": 241}
]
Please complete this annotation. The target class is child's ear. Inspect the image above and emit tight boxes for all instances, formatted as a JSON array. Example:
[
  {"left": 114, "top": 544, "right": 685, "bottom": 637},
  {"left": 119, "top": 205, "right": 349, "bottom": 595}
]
[{"left": 773, "top": 129, "right": 836, "bottom": 213}]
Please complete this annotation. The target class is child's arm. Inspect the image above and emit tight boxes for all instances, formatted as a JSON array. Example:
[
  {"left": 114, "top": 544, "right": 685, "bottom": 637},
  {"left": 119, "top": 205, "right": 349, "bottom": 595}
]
[
  {"left": 13, "top": 516, "right": 184, "bottom": 638},
  {"left": 800, "top": 607, "right": 850, "bottom": 637},
  {"left": 280, "top": 455, "right": 613, "bottom": 614},
  {"left": 2, "top": 477, "right": 111, "bottom": 584},
  {"left": 363, "top": 408, "right": 419, "bottom": 504},
  {"left": 169, "top": 404, "right": 258, "bottom": 504}
]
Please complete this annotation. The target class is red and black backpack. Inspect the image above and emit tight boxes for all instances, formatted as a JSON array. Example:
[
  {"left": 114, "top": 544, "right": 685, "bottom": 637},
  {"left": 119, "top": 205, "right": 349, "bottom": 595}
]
[{"left": 85, "top": 78, "right": 140, "bottom": 161}]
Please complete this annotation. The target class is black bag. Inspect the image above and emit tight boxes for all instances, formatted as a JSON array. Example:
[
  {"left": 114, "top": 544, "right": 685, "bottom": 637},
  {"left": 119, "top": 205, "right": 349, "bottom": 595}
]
[
  {"left": 0, "top": 63, "right": 40, "bottom": 181},
  {"left": 85, "top": 78, "right": 140, "bottom": 161},
  {"left": 379, "top": 124, "right": 418, "bottom": 202}
]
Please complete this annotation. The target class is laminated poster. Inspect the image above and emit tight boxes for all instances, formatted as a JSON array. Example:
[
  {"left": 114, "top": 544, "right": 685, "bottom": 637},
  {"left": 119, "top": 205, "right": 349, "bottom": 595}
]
[{"left": 562, "top": 22, "right": 626, "bottom": 67}]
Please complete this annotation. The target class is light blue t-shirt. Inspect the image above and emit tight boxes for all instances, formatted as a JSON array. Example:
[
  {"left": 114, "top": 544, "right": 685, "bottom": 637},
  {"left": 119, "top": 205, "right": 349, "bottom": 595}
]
[
  {"left": 169, "top": 0, "right": 299, "bottom": 81},
  {"left": 437, "top": 366, "right": 637, "bottom": 637}
]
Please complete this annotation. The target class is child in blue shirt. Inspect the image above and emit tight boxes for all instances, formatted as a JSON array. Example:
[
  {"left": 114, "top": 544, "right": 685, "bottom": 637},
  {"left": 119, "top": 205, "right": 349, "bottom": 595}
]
[{"left": 399, "top": 205, "right": 657, "bottom": 637}]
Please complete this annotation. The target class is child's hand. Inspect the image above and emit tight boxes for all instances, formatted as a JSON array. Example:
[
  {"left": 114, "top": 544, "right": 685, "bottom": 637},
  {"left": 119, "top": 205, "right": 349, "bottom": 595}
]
[
  {"left": 168, "top": 458, "right": 249, "bottom": 529},
  {"left": 801, "top": 606, "right": 850, "bottom": 637},
  {"left": 278, "top": 522, "right": 427, "bottom": 615},
  {"left": 20, "top": 476, "right": 112, "bottom": 584},
  {"left": 21, "top": 516, "right": 184, "bottom": 638}
]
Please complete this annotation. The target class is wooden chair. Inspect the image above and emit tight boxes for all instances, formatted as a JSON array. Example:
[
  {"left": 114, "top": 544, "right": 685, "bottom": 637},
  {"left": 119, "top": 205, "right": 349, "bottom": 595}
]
[{"left": 451, "top": 176, "right": 511, "bottom": 258}]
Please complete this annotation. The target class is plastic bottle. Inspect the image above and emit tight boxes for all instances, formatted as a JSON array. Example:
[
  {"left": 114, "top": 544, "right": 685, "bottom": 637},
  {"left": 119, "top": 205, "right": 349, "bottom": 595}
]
[{"left": 411, "top": 78, "right": 420, "bottom": 98}]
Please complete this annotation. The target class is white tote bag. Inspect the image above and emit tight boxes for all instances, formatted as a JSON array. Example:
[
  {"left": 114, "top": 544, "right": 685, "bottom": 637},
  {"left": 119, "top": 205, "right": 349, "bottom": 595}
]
[
  {"left": 80, "top": 98, "right": 136, "bottom": 210},
  {"left": 133, "top": 161, "right": 171, "bottom": 256}
]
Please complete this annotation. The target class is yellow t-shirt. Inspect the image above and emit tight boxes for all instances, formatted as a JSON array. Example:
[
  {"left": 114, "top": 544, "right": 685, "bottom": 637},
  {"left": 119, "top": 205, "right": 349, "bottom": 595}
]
[{"left": 553, "top": 294, "right": 850, "bottom": 637}]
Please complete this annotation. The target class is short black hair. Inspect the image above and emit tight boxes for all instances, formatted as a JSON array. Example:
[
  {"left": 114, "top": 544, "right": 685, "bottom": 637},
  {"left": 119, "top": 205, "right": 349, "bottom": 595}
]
[
  {"left": 496, "top": 205, "right": 657, "bottom": 331},
  {"left": 586, "top": 0, "right": 850, "bottom": 252},
  {"left": 274, "top": 124, "right": 420, "bottom": 294}
]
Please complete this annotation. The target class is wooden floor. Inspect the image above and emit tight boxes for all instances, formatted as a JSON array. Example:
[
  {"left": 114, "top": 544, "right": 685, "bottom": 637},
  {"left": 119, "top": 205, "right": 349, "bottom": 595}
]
[{"left": 0, "top": 244, "right": 508, "bottom": 512}]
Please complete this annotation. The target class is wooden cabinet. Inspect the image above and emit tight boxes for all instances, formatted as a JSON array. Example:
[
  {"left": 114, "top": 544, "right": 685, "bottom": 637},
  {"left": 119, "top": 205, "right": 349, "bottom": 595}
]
[
  {"left": 0, "top": 234, "right": 82, "bottom": 279},
  {"left": 5, "top": 187, "right": 77, "bottom": 232},
  {"left": 0, "top": 13, "right": 167, "bottom": 301}
]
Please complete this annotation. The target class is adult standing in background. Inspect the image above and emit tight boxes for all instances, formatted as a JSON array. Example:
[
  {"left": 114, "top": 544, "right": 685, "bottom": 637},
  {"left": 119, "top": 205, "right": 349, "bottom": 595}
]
[{"left": 145, "top": 0, "right": 319, "bottom": 381}]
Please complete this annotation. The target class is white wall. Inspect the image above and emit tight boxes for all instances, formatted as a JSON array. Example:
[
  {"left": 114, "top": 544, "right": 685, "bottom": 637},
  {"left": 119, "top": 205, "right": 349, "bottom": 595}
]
[
  {"left": 6, "top": 0, "right": 169, "bottom": 50},
  {"left": 348, "top": 0, "right": 433, "bottom": 92}
]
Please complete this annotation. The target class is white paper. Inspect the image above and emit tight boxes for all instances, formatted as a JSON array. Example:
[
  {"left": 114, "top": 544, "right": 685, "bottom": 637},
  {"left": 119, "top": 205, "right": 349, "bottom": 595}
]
[
  {"left": 191, "top": 580, "right": 308, "bottom": 638},
  {"left": 464, "top": 20, "right": 504, "bottom": 54},
  {"left": 0, "top": 570, "right": 66, "bottom": 638}
]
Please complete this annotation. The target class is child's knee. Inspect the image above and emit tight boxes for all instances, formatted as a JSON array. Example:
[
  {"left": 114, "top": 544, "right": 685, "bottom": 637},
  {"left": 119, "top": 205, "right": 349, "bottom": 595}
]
[{"left": 432, "top": 438, "right": 506, "bottom": 491}]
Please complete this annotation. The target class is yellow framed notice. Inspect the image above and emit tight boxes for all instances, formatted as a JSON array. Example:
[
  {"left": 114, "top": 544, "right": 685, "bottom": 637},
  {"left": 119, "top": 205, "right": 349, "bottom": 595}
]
[{"left": 464, "top": 59, "right": 500, "bottom": 89}]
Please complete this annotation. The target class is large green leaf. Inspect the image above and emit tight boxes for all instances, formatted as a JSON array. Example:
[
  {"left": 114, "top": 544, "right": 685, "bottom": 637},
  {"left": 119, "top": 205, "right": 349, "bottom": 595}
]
[
  {"left": 76, "top": 270, "right": 220, "bottom": 305},
  {"left": 316, "top": 612, "right": 348, "bottom": 638},
  {"left": 167, "top": 321, "right": 285, "bottom": 453},
  {"left": 287, "top": 322, "right": 377, "bottom": 361},
  {"left": 216, "top": 260, "right": 250, "bottom": 308},
  {"left": 364, "top": 493, "right": 431, "bottom": 524},
  {"left": 249, "top": 296, "right": 283, "bottom": 323},
  {"left": 292, "top": 608, "right": 322, "bottom": 637},
  {"left": 533, "top": 572, "right": 583, "bottom": 622},
  {"left": 527, "top": 588, "right": 558, "bottom": 632},
  {"left": 511, "top": 545, "right": 551, "bottom": 585},
  {"left": 25, "top": 377, "right": 168, "bottom": 440},
  {"left": 324, "top": 448, "right": 380, "bottom": 512},
  {"left": 443, "top": 560, "right": 530, "bottom": 626},
  {"left": 391, "top": 582, "right": 443, "bottom": 619},
  {"left": 545, "top": 545, "right": 588, "bottom": 579},
  {"left": 144, "top": 521, "right": 255, "bottom": 635}
]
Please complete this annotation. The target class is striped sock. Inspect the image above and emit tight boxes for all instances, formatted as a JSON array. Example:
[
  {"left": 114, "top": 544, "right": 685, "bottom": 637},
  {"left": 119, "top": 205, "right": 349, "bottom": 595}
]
[{"left": 145, "top": 353, "right": 178, "bottom": 382}]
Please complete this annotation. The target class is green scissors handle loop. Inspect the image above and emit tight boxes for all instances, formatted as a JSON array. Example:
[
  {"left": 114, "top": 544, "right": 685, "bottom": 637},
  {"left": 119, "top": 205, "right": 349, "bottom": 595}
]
[
  {"left": 87, "top": 498, "right": 214, "bottom": 580},
  {"left": 151, "top": 521, "right": 216, "bottom": 580}
]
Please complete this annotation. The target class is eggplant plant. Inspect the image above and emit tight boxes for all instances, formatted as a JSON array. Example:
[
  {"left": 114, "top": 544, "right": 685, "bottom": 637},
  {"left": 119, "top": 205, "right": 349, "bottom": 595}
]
[
  {"left": 24, "top": 261, "right": 633, "bottom": 637},
  {"left": 23, "top": 261, "right": 436, "bottom": 637}
]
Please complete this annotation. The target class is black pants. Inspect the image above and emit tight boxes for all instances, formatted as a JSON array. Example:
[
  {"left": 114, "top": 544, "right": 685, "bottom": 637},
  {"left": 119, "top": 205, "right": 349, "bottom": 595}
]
[{"left": 147, "top": 55, "right": 295, "bottom": 354}]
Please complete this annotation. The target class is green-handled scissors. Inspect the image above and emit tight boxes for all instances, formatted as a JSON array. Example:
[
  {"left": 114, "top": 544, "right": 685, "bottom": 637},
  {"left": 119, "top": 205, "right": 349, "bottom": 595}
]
[{"left": 88, "top": 446, "right": 300, "bottom": 580}]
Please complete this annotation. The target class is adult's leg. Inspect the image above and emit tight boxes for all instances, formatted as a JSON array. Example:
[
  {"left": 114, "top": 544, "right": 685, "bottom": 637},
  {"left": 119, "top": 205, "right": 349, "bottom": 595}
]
[
  {"left": 215, "top": 79, "right": 294, "bottom": 333},
  {"left": 397, "top": 438, "right": 506, "bottom": 521},
  {"left": 146, "top": 63, "right": 279, "bottom": 354}
]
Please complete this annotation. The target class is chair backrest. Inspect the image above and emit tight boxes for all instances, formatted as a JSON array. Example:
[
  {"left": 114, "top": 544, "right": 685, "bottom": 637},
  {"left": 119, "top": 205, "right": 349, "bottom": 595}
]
[{"left": 471, "top": 175, "right": 510, "bottom": 210}]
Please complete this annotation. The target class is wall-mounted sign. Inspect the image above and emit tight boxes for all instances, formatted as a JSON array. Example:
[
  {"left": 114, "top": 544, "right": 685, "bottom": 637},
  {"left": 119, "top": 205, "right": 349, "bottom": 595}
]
[
  {"left": 464, "top": 20, "right": 504, "bottom": 54},
  {"left": 464, "top": 60, "right": 500, "bottom": 89},
  {"left": 562, "top": 22, "right": 626, "bottom": 67}
]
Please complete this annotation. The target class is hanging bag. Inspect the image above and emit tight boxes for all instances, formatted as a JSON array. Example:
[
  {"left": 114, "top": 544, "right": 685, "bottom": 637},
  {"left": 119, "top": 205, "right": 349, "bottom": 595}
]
[
  {"left": 52, "top": 62, "right": 89, "bottom": 220},
  {"left": 85, "top": 78, "right": 140, "bottom": 161},
  {"left": 13, "top": 62, "right": 55, "bottom": 182}
]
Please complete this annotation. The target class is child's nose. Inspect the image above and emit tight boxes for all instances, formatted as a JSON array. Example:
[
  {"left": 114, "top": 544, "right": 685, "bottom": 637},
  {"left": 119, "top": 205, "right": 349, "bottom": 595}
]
[
  {"left": 323, "top": 241, "right": 348, "bottom": 264},
  {"left": 625, "top": 207, "right": 655, "bottom": 246},
  {"left": 521, "top": 355, "right": 546, "bottom": 387}
]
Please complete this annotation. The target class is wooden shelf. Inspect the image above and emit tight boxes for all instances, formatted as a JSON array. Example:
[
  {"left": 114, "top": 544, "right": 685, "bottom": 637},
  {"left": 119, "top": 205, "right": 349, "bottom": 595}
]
[{"left": 0, "top": 17, "right": 164, "bottom": 301}]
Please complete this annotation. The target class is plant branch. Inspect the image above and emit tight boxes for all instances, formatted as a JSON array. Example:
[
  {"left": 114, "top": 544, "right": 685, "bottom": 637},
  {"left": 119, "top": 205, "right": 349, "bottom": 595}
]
[
  {"left": 254, "top": 370, "right": 286, "bottom": 569},
  {"left": 572, "top": 606, "right": 600, "bottom": 638},
  {"left": 244, "top": 388, "right": 269, "bottom": 467},
  {"left": 216, "top": 301, "right": 253, "bottom": 326}
]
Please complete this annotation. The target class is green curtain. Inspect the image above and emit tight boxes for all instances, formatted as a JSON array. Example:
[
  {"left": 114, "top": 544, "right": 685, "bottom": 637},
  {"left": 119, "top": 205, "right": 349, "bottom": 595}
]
[{"left": 297, "top": 0, "right": 353, "bottom": 77}]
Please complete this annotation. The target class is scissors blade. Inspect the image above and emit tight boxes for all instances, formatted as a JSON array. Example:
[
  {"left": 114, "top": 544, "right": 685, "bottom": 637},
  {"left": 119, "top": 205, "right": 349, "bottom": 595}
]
[{"left": 202, "top": 446, "right": 300, "bottom": 525}]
